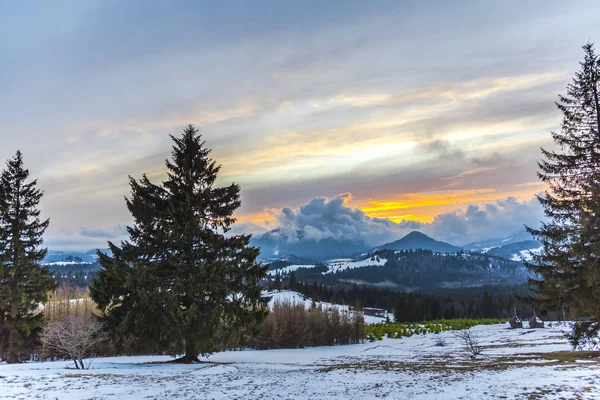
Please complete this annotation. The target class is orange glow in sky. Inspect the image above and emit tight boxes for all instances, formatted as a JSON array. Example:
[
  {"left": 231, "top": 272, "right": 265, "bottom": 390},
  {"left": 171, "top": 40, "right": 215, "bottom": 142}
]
[{"left": 236, "top": 181, "right": 548, "bottom": 226}]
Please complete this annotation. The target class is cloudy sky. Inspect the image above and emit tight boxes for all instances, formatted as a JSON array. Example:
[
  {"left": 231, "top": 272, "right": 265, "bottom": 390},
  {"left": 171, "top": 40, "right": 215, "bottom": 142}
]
[{"left": 1, "top": 1, "right": 599, "bottom": 250}]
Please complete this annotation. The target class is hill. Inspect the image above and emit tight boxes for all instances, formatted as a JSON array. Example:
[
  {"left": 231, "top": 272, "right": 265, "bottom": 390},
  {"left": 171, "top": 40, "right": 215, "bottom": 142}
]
[{"left": 374, "top": 231, "right": 460, "bottom": 253}]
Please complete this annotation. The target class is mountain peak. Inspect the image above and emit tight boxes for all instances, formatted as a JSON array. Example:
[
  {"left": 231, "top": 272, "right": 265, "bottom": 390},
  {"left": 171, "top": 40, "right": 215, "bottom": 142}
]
[
  {"left": 374, "top": 231, "right": 460, "bottom": 253},
  {"left": 405, "top": 231, "right": 428, "bottom": 238}
]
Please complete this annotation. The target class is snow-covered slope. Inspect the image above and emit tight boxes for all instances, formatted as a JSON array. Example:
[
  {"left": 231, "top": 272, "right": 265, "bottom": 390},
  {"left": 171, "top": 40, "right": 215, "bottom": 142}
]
[
  {"left": 267, "top": 264, "right": 320, "bottom": 275},
  {"left": 263, "top": 290, "right": 389, "bottom": 325},
  {"left": 510, "top": 246, "right": 544, "bottom": 262},
  {"left": 267, "top": 255, "right": 387, "bottom": 276},
  {"left": 463, "top": 230, "right": 536, "bottom": 252},
  {"left": 325, "top": 257, "right": 387, "bottom": 273}
]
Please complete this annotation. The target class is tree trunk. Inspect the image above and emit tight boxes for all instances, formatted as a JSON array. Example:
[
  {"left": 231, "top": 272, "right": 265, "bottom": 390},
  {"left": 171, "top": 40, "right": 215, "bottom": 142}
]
[
  {"left": 182, "top": 335, "right": 200, "bottom": 363},
  {"left": 0, "top": 330, "right": 8, "bottom": 362},
  {"left": 5, "top": 329, "right": 21, "bottom": 364}
]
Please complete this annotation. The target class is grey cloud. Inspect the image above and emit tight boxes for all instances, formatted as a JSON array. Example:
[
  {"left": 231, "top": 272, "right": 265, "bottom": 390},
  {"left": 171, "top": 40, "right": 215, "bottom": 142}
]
[
  {"left": 80, "top": 225, "right": 128, "bottom": 239},
  {"left": 426, "top": 197, "right": 546, "bottom": 245}
]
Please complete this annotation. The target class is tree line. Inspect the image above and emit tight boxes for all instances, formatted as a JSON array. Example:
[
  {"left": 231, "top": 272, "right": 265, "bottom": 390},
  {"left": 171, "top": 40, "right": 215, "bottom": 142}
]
[{"left": 286, "top": 276, "right": 534, "bottom": 322}]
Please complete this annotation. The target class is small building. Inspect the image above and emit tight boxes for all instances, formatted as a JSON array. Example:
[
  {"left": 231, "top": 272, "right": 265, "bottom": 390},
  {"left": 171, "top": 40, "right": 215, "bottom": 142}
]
[
  {"left": 529, "top": 315, "right": 545, "bottom": 329},
  {"left": 509, "top": 315, "right": 523, "bottom": 329},
  {"left": 509, "top": 308, "right": 523, "bottom": 329},
  {"left": 363, "top": 307, "right": 386, "bottom": 318}
]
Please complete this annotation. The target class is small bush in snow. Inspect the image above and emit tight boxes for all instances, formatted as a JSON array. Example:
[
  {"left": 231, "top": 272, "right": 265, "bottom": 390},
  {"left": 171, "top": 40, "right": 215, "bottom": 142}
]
[
  {"left": 453, "top": 329, "right": 482, "bottom": 357},
  {"left": 434, "top": 335, "right": 447, "bottom": 347}
]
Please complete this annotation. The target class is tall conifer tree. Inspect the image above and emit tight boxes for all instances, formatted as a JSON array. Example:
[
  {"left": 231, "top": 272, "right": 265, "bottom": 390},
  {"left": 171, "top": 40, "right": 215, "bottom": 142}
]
[
  {"left": 91, "top": 125, "right": 268, "bottom": 362},
  {"left": 526, "top": 43, "right": 600, "bottom": 347},
  {"left": 0, "top": 151, "right": 54, "bottom": 363}
]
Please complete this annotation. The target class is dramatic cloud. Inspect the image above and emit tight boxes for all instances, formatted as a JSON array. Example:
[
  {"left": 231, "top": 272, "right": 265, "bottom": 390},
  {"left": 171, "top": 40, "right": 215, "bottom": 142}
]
[
  {"left": 265, "top": 193, "right": 421, "bottom": 246},
  {"left": 263, "top": 193, "right": 545, "bottom": 246}
]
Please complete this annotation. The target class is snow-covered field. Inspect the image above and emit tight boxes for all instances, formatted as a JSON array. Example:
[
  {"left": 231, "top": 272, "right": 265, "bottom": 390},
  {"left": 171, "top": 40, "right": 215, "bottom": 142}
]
[{"left": 2, "top": 323, "right": 599, "bottom": 399}]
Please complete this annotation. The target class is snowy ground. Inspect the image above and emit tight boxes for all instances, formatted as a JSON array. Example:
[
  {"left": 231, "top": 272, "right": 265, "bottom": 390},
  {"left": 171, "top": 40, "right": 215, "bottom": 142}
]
[{"left": 2, "top": 323, "right": 599, "bottom": 399}]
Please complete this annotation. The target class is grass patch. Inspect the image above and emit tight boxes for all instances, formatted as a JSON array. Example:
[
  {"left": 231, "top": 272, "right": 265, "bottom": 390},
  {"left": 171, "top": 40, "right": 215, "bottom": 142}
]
[
  {"left": 482, "top": 341, "right": 565, "bottom": 349},
  {"left": 365, "top": 318, "right": 507, "bottom": 341},
  {"left": 317, "top": 357, "right": 552, "bottom": 374},
  {"left": 532, "top": 350, "right": 600, "bottom": 363},
  {"left": 319, "top": 351, "right": 600, "bottom": 374},
  {"left": 62, "top": 374, "right": 86, "bottom": 378}
]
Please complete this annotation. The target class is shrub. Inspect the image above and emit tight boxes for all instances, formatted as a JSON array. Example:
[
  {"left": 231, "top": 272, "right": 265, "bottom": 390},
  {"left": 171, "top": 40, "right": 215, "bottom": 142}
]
[
  {"left": 453, "top": 329, "right": 483, "bottom": 357},
  {"left": 434, "top": 335, "right": 447, "bottom": 347}
]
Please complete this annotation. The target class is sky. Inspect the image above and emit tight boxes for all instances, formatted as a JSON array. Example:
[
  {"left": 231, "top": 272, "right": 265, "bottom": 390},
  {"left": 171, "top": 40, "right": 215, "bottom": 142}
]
[{"left": 1, "top": 0, "right": 599, "bottom": 250}]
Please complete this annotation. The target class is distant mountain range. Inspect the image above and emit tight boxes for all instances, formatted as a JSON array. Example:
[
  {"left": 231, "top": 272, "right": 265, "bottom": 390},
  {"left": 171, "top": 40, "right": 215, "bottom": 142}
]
[
  {"left": 46, "top": 230, "right": 542, "bottom": 267},
  {"left": 252, "top": 228, "right": 542, "bottom": 263},
  {"left": 44, "top": 229, "right": 542, "bottom": 290},
  {"left": 43, "top": 249, "right": 110, "bottom": 265}
]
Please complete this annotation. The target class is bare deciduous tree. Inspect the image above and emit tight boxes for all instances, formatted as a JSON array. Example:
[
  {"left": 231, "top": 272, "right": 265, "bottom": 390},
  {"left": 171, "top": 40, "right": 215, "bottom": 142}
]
[
  {"left": 42, "top": 315, "right": 109, "bottom": 369},
  {"left": 453, "top": 329, "right": 482, "bottom": 357}
]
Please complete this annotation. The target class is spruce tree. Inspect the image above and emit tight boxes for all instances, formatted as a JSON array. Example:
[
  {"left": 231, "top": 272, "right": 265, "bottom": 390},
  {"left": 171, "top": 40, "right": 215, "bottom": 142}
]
[
  {"left": 90, "top": 125, "right": 268, "bottom": 362},
  {"left": 526, "top": 43, "right": 600, "bottom": 348},
  {"left": 0, "top": 151, "right": 55, "bottom": 363}
]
